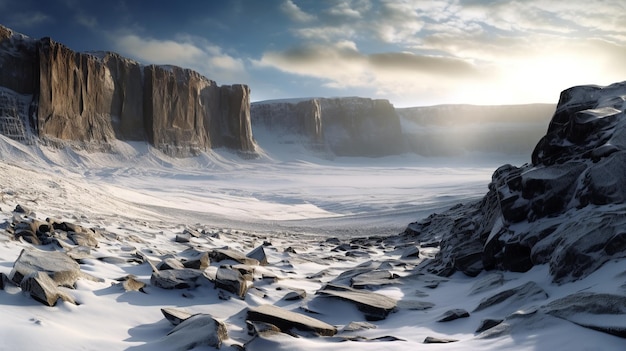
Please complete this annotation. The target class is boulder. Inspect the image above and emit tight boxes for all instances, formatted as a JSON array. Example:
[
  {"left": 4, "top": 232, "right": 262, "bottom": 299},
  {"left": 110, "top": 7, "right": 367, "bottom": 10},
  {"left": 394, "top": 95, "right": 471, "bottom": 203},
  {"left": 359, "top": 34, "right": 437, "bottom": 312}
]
[
  {"left": 20, "top": 271, "right": 75, "bottom": 306},
  {"left": 150, "top": 269, "right": 206, "bottom": 289},
  {"left": 10, "top": 248, "right": 81, "bottom": 287},
  {"left": 247, "top": 304, "right": 337, "bottom": 336},
  {"left": 437, "top": 308, "right": 470, "bottom": 322},
  {"left": 247, "top": 245, "right": 269, "bottom": 266},
  {"left": 474, "top": 282, "right": 548, "bottom": 313},
  {"left": 475, "top": 318, "right": 504, "bottom": 333},
  {"left": 215, "top": 267, "right": 248, "bottom": 298},
  {"left": 162, "top": 314, "right": 228, "bottom": 350},
  {"left": 542, "top": 292, "right": 626, "bottom": 338},
  {"left": 317, "top": 284, "right": 397, "bottom": 321},
  {"left": 161, "top": 307, "right": 194, "bottom": 326},
  {"left": 210, "top": 248, "right": 260, "bottom": 265},
  {"left": 156, "top": 258, "right": 185, "bottom": 271}
]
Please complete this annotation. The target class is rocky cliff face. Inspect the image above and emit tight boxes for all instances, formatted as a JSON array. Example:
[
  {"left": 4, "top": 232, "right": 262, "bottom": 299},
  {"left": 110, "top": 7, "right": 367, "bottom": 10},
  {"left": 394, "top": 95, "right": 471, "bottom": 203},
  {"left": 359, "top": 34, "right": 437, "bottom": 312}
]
[
  {"left": 251, "top": 97, "right": 404, "bottom": 157},
  {"left": 402, "top": 81, "right": 626, "bottom": 284},
  {"left": 0, "top": 24, "right": 254, "bottom": 156}
]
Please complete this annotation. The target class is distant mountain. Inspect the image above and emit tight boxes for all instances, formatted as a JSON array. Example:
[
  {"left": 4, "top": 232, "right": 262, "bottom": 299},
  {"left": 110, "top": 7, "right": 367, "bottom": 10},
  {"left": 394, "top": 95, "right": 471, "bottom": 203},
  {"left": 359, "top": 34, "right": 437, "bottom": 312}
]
[{"left": 0, "top": 24, "right": 254, "bottom": 156}]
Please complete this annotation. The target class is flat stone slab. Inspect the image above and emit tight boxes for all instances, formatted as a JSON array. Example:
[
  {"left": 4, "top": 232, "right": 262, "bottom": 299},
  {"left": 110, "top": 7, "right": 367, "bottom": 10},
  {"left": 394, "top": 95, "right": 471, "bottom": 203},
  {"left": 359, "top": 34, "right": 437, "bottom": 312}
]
[
  {"left": 150, "top": 269, "right": 207, "bottom": 289},
  {"left": 161, "top": 307, "right": 194, "bottom": 326},
  {"left": 247, "top": 304, "right": 337, "bottom": 336},
  {"left": 317, "top": 284, "right": 397, "bottom": 321},
  {"left": 210, "top": 248, "right": 259, "bottom": 265}
]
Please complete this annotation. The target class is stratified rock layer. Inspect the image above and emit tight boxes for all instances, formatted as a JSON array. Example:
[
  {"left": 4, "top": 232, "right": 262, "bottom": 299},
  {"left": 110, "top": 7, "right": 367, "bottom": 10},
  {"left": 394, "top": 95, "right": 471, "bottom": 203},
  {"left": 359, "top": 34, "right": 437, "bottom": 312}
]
[
  {"left": 0, "top": 24, "right": 254, "bottom": 156},
  {"left": 404, "top": 81, "right": 626, "bottom": 283}
]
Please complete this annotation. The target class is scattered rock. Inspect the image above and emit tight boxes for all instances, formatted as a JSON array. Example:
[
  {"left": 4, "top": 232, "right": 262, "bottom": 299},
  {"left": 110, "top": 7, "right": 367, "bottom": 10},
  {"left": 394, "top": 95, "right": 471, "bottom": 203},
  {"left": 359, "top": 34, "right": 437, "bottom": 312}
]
[
  {"left": 181, "top": 251, "right": 210, "bottom": 270},
  {"left": 317, "top": 284, "right": 397, "bottom": 321},
  {"left": 475, "top": 318, "right": 504, "bottom": 333},
  {"left": 161, "top": 307, "right": 194, "bottom": 326},
  {"left": 469, "top": 273, "right": 505, "bottom": 295},
  {"left": 119, "top": 275, "right": 146, "bottom": 292},
  {"left": 542, "top": 292, "right": 626, "bottom": 338},
  {"left": 156, "top": 257, "right": 185, "bottom": 271},
  {"left": 247, "top": 245, "right": 268, "bottom": 266},
  {"left": 342, "top": 321, "right": 377, "bottom": 332},
  {"left": 150, "top": 269, "right": 207, "bottom": 289},
  {"left": 437, "top": 308, "right": 470, "bottom": 322},
  {"left": 215, "top": 266, "right": 249, "bottom": 298},
  {"left": 246, "top": 320, "right": 281, "bottom": 337},
  {"left": 247, "top": 304, "right": 337, "bottom": 336},
  {"left": 210, "top": 248, "right": 260, "bottom": 265},
  {"left": 424, "top": 336, "right": 458, "bottom": 344},
  {"left": 401, "top": 246, "right": 420, "bottom": 259},
  {"left": 282, "top": 288, "right": 306, "bottom": 301},
  {"left": 350, "top": 269, "right": 397, "bottom": 289},
  {"left": 162, "top": 314, "right": 228, "bottom": 350},
  {"left": 20, "top": 271, "right": 75, "bottom": 306},
  {"left": 68, "top": 231, "right": 99, "bottom": 248},
  {"left": 174, "top": 233, "right": 191, "bottom": 243},
  {"left": 474, "top": 281, "right": 548, "bottom": 312},
  {"left": 10, "top": 248, "right": 82, "bottom": 287}
]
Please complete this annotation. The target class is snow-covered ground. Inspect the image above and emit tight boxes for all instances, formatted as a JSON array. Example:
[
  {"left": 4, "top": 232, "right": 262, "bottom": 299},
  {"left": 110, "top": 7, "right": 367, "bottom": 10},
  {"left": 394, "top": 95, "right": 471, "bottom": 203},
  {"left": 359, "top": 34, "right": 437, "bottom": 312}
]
[{"left": 0, "top": 135, "right": 623, "bottom": 350}]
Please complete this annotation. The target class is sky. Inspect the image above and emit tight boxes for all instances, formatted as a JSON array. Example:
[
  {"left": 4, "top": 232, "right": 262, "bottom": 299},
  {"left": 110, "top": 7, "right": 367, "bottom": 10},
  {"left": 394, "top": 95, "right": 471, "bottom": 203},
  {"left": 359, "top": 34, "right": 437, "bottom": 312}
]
[{"left": 1, "top": 0, "right": 625, "bottom": 107}]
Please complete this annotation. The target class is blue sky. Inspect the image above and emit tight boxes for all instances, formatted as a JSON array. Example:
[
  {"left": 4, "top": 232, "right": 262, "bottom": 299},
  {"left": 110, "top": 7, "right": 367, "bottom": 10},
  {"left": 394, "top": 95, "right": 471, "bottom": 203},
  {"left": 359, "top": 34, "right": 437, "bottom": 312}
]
[{"left": 1, "top": 0, "right": 625, "bottom": 107}]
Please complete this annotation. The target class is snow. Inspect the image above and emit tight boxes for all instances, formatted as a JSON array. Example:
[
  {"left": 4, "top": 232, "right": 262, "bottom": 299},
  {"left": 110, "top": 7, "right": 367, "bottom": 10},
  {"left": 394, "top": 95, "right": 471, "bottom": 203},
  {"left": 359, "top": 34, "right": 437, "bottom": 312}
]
[{"left": 0, "top": 134, "right": 624, "bottom": 350}]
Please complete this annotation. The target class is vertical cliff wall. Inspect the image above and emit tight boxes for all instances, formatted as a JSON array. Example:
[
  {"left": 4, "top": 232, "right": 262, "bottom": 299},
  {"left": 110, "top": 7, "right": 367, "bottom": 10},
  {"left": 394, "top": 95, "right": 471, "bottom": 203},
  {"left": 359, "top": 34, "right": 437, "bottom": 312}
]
[
  {"left": 0, "top": 24, "right": 255, "bottom": 155},
  {"left": 251, "top": 97, "right": 404, "bottom": 157}
]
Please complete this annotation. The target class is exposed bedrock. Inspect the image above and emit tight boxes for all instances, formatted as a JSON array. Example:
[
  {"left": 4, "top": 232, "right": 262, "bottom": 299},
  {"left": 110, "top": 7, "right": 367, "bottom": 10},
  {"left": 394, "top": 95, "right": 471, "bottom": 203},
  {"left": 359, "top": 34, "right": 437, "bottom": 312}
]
[
  {"left": 251, "top": 97, "right": 405, "bottom": 157},
  {"left": 0, "top": 24, "right": 254, "bottom": 156},
  {"left": 404, "top": 81, "right": 626, "bottom": 283}
]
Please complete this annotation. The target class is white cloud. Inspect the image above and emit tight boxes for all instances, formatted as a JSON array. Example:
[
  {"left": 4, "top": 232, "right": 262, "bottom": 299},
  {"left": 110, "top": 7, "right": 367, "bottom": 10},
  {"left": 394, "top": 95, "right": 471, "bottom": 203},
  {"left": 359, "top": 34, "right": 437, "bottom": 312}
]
[
  {"left": 280, "top": 0, "right": 316, "bottom": 23},
  {"left": 75, "top": 14, "right": 98, "bottom": 29},
  {"left": 114, "top": 34, "right": 247, "bottom": 84},
  {"left": 8, "top": 12, "right": 52, "bottom": 28}
]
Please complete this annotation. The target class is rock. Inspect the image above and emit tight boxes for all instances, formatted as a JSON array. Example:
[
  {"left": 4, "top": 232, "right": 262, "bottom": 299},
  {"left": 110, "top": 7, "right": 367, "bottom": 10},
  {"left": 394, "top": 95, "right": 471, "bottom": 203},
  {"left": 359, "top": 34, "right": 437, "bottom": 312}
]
[
  {"left": 13, "top": 204, "right": 30, "bottom": 214},
  {"left": 150, "top": 269, "right": 206, "bottom": 289},
  {"left": 163, "top": 314, "right": 228, "bottom": 350},
  {"left": 119, "top": 275, "right": 146, "bottom": 292},
  {"left": 282, "top": 288, "right": 306, "bottom": 301},
  {"left": 542, "top": 292, "right": 626, "bottom": 338},
  {"left": 246, "top": 320, "right": 281, "bottom": 337},
  {"left": 10, "top": 248, "right": 81, "bottom": 287},
  {"left": 401, "top": 246, "right": 420, "bottom": 259},
  {"left": 423, "top": 336, "right": 458, "bottom": 344},
  {"left": 210, "top": 248, "right": 260, "bottom": 266},
  {"left": 174, "top": 233, "right": 191, "bottom": 243},
  {"left": 156, "top": 258, "right": 185, "bottom": 271},
  {"left": 215, "top": 267, "right": 248, "bottom": 298},
  {"left": 398, "top": 300, "right": 435, "bottom": 310},
  {"left": 342, "top": 321, "right": 377, "bottom": 332},
  {"left": 317, "top": 284, "right": 397, "bottom": 321},
  {"left": 247, "top": 245, "right": 269, "bottom": 266},
  {"left": 161, "top": 307, "right": 194, "bottom": 326},
  {"left": 0, "top": 24, "right": 255, "bottom": 155},
  {"left": 474, "top": 281, "right": 548, "bottom": 313},
  {"left": 181, "top": 251, "right": 210, "bottom": 270},
  {"left": 251, "top": 97, "right": 405, "bottom": 157},
  {"left": 475, "top": 318, "right": 504, "bottom": 333},
  {"left": 469, "top": 273, "right": 505, "bottom": 295},
  {"left": 20, "top": 271, "right": 75, "bottom": 306},
  {"left": 68, "top": 231, "right": 98, "bottom": 248},
  {"left": 437, "top": 308, "right": 470, "bottom": 322},
  {"left": 350, "top": 270, "right": 397, "bottom": 289},
  {"left": 247, "top": 304, "right": 337, "bottom": 336}
]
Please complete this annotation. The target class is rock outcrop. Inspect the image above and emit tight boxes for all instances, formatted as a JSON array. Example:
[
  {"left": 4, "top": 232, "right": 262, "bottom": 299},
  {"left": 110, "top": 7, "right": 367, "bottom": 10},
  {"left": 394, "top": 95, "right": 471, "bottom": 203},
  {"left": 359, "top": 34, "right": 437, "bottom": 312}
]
[
  {"left": 403, "top": 81, "right": 626, "bottom": 283},
  {"left": 0, "top": 24, "right": 254, "bottom": 156},
  {"left": 251, "top": 97, "right": 405, "bottom": 157}
]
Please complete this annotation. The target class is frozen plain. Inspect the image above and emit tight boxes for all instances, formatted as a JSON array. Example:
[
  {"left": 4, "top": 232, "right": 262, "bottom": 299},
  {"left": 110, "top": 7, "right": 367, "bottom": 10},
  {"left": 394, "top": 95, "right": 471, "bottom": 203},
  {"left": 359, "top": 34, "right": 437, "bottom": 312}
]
[{"left": 0, "top": 134, "right": 624, "bottom": 350}]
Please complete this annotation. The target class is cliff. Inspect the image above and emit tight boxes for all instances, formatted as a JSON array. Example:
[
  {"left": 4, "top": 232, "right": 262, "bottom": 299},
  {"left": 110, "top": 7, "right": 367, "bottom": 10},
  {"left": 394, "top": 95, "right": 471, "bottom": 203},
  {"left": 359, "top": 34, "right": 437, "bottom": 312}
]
[
  {"left": 402, "top": 81, "right": 626, "bottom": 284},
  {"left": 251, "top": 97, "right": 404, "bottom": 157},
  {"left": 0, "top": 24, "right": 254, "bottom": 156}
]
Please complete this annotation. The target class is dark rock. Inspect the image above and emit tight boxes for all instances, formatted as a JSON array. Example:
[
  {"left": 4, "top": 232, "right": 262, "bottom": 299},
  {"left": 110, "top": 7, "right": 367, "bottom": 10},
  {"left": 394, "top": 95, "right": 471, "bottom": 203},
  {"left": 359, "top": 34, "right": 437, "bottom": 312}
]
[
  {"left": 150, "top": 269, "right": 206, "bottom": 289},
  {"left": 350, "top": 270, "right": 397, "bottom": 289},
  {"left": 474, "top": 281, "right": 548, "bottom": 312},
  {"left": 317, "top": 284, "right": 397, "bottom": 321},
  {"left": 20, "top": 271, "right": 75, "bottom": 306},
  {"left": 13, "top": 204, "right": 30, "bottom": 214},
  {"left": 215, "top": 267, "right": 248, "bottom": 298},
  {"left": 542, "top": 292, "right": 626, "bottom": 338},
  {"left": 401, "top": 245, "right": 420, "bottom": 259},
  {"left": 10, "top": 248, "right": 81, "bottom": 287},
  {"left": 174, "top": 233, "right": 191, "bottom": 243},
  {"left": 210, "top": 248, "right": 260, "bottom": 265},
  {"left": 247, "top": 304, "right": 337, "bottom": 336},
  {"left": 469, "top": 273, "right": 505, "bottom": 295},
  {"left": 282, "top": 288, "right": 306, "bottom": 301},
  {"left": 181, "top": 251, "right": 210, "bottom": 270},
  {"left": 437, "top": 308, "right": 470, "bottom": 322},
  {"left": 247, "top": 245, "right": 269, "bottom": 266},
  {"left": 475, "top": 318, "right": 504, "bottom": 333},
  {"left": 156, "top": 258, "right": 185, "bottom": 271},
  {"left": 161, "top": 307, "right": 194, "bottom": 326},
  {"left": 423, "top": 336, "right": 459, "bottom": 344},
  {"left": 68, "top": 231, "right": 99, "bottom": 248},
  {"left": 163, "top": 314, "right": 228, "bottom": 350}
]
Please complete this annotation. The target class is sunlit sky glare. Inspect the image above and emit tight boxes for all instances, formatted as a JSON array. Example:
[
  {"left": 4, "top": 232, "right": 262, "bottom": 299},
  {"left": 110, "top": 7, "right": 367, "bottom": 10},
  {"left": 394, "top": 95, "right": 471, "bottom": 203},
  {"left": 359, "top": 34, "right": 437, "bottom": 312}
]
[{"left": 1, "top": 0, "right": 625, "bottom": 107}]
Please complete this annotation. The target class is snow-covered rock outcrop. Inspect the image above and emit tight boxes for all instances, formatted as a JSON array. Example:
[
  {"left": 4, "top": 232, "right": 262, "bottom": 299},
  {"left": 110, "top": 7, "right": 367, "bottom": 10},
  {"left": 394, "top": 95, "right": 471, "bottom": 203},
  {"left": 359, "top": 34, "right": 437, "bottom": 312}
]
[
  {"left": 404, "top": 81, "right": 626, "bottom": 283},
  {"left": 251, "top": 97, "right": 405, "bottom": 157},
  {"left": 0, "top": 24, "right": 254, "bottom": 156}
]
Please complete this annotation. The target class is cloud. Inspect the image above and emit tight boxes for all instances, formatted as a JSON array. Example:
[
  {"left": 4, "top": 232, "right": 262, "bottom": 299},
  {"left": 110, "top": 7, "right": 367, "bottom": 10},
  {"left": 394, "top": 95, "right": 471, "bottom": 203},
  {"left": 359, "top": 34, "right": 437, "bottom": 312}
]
[
  {"left": 280, "top": 0, "right": 316, "bottom": 23},
  {"left": 75, "top": 14, "right": 98, "bottom": 29},
  {"left": 6, "top": 11, "right": 52, "bottom": 28},
  {"left": 114, "top": 33, "right": 247, "bottom": 83}
]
